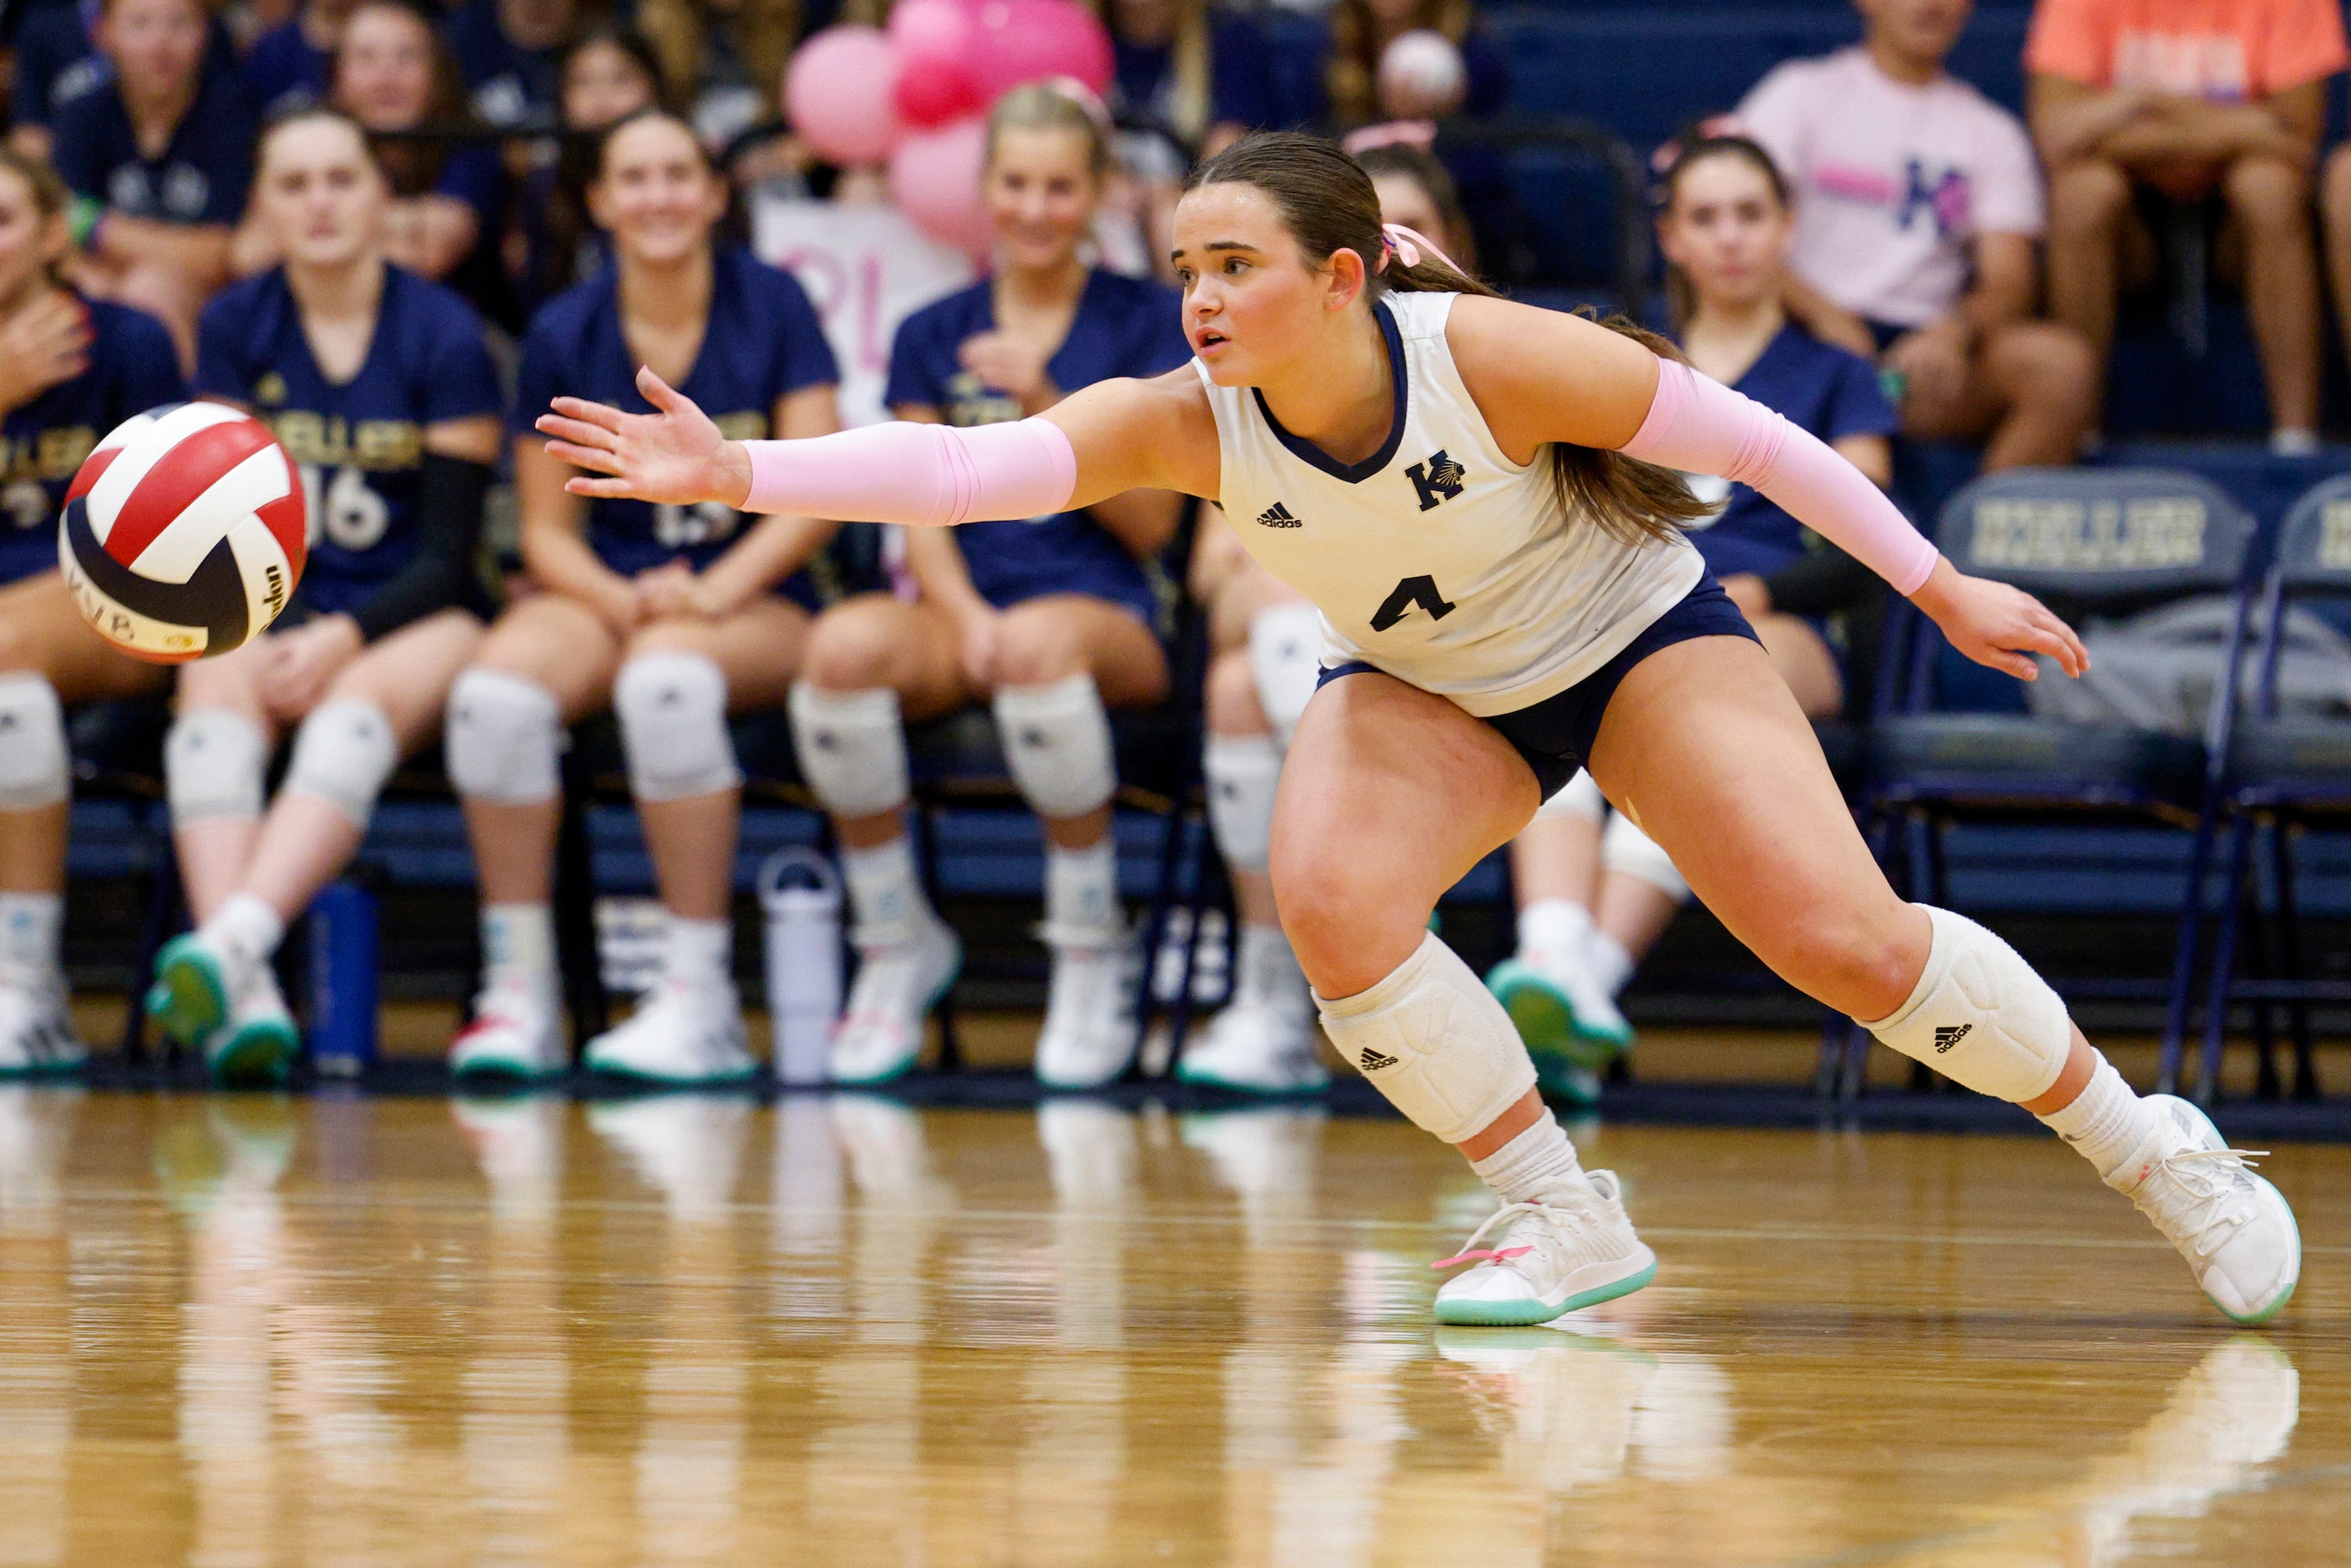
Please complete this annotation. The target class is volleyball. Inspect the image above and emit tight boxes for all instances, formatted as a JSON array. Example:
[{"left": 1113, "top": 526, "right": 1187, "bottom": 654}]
[{"left": 58, "top": 402, "right": 306, "bottom": 664}]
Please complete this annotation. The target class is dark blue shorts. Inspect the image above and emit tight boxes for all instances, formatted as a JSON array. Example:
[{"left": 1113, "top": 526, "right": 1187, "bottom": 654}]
[{"left": 1317, "top": 574, "right": 1761, "bottom": 801}]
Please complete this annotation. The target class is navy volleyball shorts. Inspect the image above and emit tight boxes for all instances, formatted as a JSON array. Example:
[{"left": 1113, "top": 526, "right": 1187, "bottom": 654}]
[{"left": 1317, "top": 574, "right": 1761, "bottom": 801}]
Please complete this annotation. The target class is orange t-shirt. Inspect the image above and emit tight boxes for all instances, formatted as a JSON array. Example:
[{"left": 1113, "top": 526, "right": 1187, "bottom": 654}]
[{"left": 2025, "top": 0, "right": 2350, "bottom": 99}]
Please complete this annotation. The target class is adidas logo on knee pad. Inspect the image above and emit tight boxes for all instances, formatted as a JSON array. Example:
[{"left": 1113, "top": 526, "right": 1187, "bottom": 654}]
[
  {"left": 1358, "top": 1047, "right": 1400, "bottom": 1071},
  {"left": 1934, "top": 1023, "right": 1973, "bottom": 1053}
]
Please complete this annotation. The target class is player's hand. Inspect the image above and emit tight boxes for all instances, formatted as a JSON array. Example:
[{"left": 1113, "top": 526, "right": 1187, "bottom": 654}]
[
  {"left": 539, "top": 367, "right": 752, "bottom": 508},
  {"left": 257, "top": 615, "right": 362, "bottom": 716},
  {"left": 957, "top": 331, "right": 1059, "bottom": 414},
  {"left": 0, "top": 293, "right": 89, "bottom": 414},
  {"left": 1719, "top": 572, "right": 1770, "bottom": 622},
  {"left": 1883, "top": 320, "right": 1969, "bottom": 412},
  {"left": 632, "top": 560, "right": 703, "bottom": 621},
  {"left": 1909, "top": 558, "right": 2088, "bottom": 682},
  {"left": 953, "top": 603, "right": 1002, "bottom": 689}
]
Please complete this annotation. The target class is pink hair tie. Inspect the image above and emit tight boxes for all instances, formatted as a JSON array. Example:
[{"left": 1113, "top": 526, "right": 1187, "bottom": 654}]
[{"left": 1380, "top": 221, "right": 1459, "bottom": 276}]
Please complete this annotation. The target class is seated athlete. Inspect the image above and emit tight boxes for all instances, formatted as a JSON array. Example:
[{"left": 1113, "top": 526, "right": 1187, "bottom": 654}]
[
  {"left": 0, "top": 147, "right": 189, "bottom": 1072},
  {"left": 786, "top": 83, "right": 1191, "bottom": 1090},
  {"left": 445, "top": 109, "right": 841, "bottom": 1086},
  {"left": 144, "top": 109, "right": 504, "bottom": 1085},
  {"left": 1489, "top": 134, "right": 1898, "bottom": 1098}
]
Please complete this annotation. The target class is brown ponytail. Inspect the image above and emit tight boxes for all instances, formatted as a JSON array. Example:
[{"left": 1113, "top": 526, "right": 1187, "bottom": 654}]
[{"left": 1186, "top": 132, "right": 1709, "bottom": 547}]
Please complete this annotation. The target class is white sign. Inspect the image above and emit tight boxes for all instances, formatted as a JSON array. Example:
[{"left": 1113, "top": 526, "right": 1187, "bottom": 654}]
[{"left": 751, "top": 195, "right": 978, "bottom": 428}]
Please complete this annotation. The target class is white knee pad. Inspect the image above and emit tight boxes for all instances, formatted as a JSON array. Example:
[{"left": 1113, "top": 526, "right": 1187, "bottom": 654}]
[
  {"left": 993, "top": 673, "right": 1115, "bottom": 820},
  {"left": 1248, "top": 602, "right": 1324, "bottom": 746},
  {"left": 445, "top": 668, "right": 564, "bottom": 805},
  {"left": 0, "top": 673, "right": 68, "bottom": 810},
  {"left": 1860, "top": 906, "right": 2071, "bottom": 1102},
  {"left": 164, "top": 708, "right": 266, "bottom": 826},
  {"left": 1204, "top": 732, "right": 1281, "bottom": 873},
  {"left": 283, "top": 698, "right": 398, "bottom": 830},
  {"left": 1534, "top": 770, "right": 1605, "bottom": 823},
  {"left": 788, "top": 682, "right": 909, "bottom": 818},
  {"left": 614, "top": 651, "right": 740, "bottom": 802},
  {"left": 1315, "top": 932, "right": 1537, "bottom": 1145},
  {"left": 1602, "top": 813, "right": 1689, "bottom": 903}
]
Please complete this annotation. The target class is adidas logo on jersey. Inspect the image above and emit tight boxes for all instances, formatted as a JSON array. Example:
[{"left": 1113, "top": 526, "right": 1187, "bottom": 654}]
[
  {"left": 1256, "top": 502, "right": 1302, "bottom": 529},
  {"left": 1933, "top": 1023, "right": 1972, "bottom": 1053},
  {"left": 1358, "top": 1046, "right": 1401, "bottom": 1072}
]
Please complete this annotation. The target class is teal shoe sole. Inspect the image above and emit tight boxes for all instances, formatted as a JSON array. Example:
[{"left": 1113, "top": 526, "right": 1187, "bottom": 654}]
[
  {"left": 1489, "top": 961, "right": 1631, "bottom": 1073},
  {"left": 208, "top": 1015, "right": 297, "bottom": 1088},
  {"left": 149, "top": 938, "right": 230, "bottom": 1049},
  {"left": 1433, "top": 1259, "right": 1657, "bottom": 1327},
  {"left": 451, "top": 1056, "right": 569, "bottom": 1083}
]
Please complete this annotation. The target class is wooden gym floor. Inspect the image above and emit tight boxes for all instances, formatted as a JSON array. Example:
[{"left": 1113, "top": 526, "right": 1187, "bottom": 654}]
[{"left": 2, "top": 1088, "right": 2346, "bottom": 1565}]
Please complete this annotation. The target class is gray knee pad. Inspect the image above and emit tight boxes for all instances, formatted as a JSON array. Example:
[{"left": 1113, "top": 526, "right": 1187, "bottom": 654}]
[
  {"left": 1247, "top": 602, "right": 1323, "bottom": 746},
  {"left": 1534, "top": 770, "right": 1605, "bottom": 823},
  {"left": 0, "top": 673, "right": 68, "bottom": 810},
  {"left": 1315, "top": 933, "right": 1537, "bottom": 1145},
  {"left": 165, "top": 708, "right": 266, "bottom": 827},
  {"left": 788, "top": 682, "right": 909, "bottom": 818},
  {"left": 613, "top": 651, "right": 741, "bottom": 802},
  {"left": 445, "top": 669, "right": 564, "bottom": 805},
  {"left": 1204, "top": 733, "right": 1281, "bottom": 873},
  {"left": 993, "top": 673, "right": 1116, "bottom": 820},
  {"left": 1860, "top": 906, "right": 2071, "bottom": 1102},
  {"left": 283, "top": 698, "right": 398, "bottom": 830},
  {"left": 1602, "top": 813, "right": 1689, "bottom": 903}
]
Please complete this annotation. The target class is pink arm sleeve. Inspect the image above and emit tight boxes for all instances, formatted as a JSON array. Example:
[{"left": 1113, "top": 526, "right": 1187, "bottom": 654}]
[
  {"left": 1618, "top": 358, "right": 1940, "bottom": 597},
  {"left": 741, "top": 416, "right": 1078, "bottom": 526}
]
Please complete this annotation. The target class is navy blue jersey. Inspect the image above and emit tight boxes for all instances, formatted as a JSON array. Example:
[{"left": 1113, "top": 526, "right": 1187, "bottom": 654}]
[
  {"left": 195, "top": 266, "right": 503, "bottom": 615},
  {"left": 0, "top": 296, "right": 185, "bottom": 585},
  {"left": 13, "top": 0, "right": 240, "bottom": 128},
  {"left": 53, "top": 71, "right": 255, "bottom": 225},
  {"left": 514, "top": 247, "right": 838, "bottom": 604},
  {"left": 242, "top": 15, "right": 331, "bottom": 118},
  {"left": 443, "top": 0, "right": 558, "bottom": 126},
  {"left": 1685, "top": 323, "right": 1897, "bottom": 581},
  {"left": 1113, "top": 12, "right": 1287, "bottom": 131},
  {"left": 886, "top": 269, "right": 1189, "bottom": 620}
]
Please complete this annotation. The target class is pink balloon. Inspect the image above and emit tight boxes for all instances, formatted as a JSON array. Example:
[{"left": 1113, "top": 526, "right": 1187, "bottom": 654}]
[
  {"left": 891, "top": 117, "right": 993, "bottom": 256},
  {"left": 889, "top": 0, "right": 979, "bottom": 127},
  {"left": 968, "top": 0, "right": 1113, "bottom": 103},
  {"left": 784, "top": 25, "right": 902, "bottom": 166}
]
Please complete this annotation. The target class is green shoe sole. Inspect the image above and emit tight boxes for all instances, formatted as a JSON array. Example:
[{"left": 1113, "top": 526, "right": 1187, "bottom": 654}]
[
  {"left": 1433, "top": 1260, "right": 1657, "bottom": 1327},
  {"left": 1489, "top": 961, "right": 1631, "bottom": 1072},
  {"left": 149, "top": 938, "right": 230, "bottom": 1049},
  {"left": 207, "top": 1015, "right": 297, "bottom": 1088}
]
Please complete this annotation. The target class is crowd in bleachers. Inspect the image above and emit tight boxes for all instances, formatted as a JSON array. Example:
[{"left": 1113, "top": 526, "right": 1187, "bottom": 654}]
[{"left": 5, "top": 0, "right": 2351, "bottom": 1095}]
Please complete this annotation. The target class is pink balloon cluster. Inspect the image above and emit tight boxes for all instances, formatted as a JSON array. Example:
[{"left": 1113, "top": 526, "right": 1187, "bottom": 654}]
[{"left": 782, "top": 0, "right": 1114, "bottom": 253}]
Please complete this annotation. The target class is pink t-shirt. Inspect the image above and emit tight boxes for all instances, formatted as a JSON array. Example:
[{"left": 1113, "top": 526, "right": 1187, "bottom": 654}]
[{"left": 1737, "top": 48, "right": 2046, "bottom": 328}]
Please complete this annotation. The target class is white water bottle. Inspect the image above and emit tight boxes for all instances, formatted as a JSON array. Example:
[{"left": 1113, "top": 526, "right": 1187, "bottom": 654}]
[{"left": 759, "top": 848, "right": 842, "bottom": 1085}]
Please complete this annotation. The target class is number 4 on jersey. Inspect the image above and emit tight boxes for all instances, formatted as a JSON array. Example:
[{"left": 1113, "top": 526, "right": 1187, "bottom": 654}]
[{"left": 1370, "top": 574, "right": 1455, "bottom": 632}]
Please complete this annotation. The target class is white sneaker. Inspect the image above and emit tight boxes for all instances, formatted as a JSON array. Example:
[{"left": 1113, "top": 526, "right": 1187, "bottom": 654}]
[
  {"left": 1488, "top": 940, "right": 1633, "bottom": 1075},
  {"left": 1177, "top": 998, "right": 1327, "bottom": 1093},
  {"left": 829, "top": 918, "right": 961, "bottom": 1086},
  {"left": 0, "top": 977, "right": 83, "bottom": 1074},
  {"left": 583, "top": 979, "right": 756, "bottom": 1085},
  {"left": 1034, "top": 929, "right": 1140, "bottom": 1090},
  {"left": 1433, "top": 1170, "right": 1659, "bottom": 1327},
  {"left": 450, "top": 979, "right": 568, "bottom": 1080},
  {"left": 202, "top": 964, "right": 299, "bottom": 1089},
  {"left": 2110, "top": 1095, "right": 2299, "bottom": 1325}
]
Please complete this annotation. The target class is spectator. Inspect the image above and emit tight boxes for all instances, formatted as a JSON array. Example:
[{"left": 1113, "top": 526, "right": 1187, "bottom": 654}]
[
  {"left": 1739, "top": 0, "right": 2095, "bottom": 471},
  {"left": 341, "top": 0, "right": 504, "bottom": 291},
  {"left": 1104, "top": 0, "right": 1286, "bottom": 154},
  {"left": 443, "top": 0, "right": 576, "bottom": 127},
  {"left": 635, "top": 0, "right": 796, "bottom": 151},
  {"left": 2027, "top": 0, "right": 2343, "bottom": 453},
  {"left": 242, "top": 0, "right": 362, "bottom": 118},
  {"left": 8, "top": 0, "right": 239, "bottom": 160},
  {"left": 1317, "top": 0, "right": 1507, "bottom": 128},
  {"left": 53, "top": 0, "right": 256, "bottom": 366},
  {"left": 506, "top": 26, "right": 664, "bottom": 311}
]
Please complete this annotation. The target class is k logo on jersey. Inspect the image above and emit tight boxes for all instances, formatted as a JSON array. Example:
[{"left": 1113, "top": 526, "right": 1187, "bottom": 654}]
[{"left": 1406, "top": 450, "right": 1466, "bottom": 511}]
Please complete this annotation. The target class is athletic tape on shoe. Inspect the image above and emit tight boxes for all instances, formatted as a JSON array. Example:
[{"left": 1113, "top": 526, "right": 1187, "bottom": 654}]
[
  {"left": 1247, "top": 603, "right": 1323, "bottom": 746},
  {"left": 1315, "top": 931, "right": 1536, "bottom": 1146},
  {"left": 1601, "top": 812, "right": 1689, "bottom": 902},
  {"left": 1534, "top": 770, "right": 1606, "bottom": 823},
  {"left": 445, "top": 668, "right": 564, "bottom": 805},
  {"left": 0, "top": 673, "right": 68, "bottom": 810},
  {"left": 283, "top": 698, "right": 398, "bottom": 829},
  {"left": 1860, "top": 905, "right": 2070, "bottom": 1102},
  {"left": 614, "top": 650, "right": 741, "bottom": 802},
  {"left": 788, "top": 682, "right": 909, "bottom": 818},
  {"left": 993, "top": 673, "right": 1116, "bottom": 820},
  {"left": 164, "top": 708, "right": 267, "bottom": 825},
  {"left": 1204, "top": 733, "right": 1281, "bottom": 873}
]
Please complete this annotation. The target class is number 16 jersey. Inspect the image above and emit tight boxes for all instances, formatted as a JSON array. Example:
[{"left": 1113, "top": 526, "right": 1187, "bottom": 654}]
[{"left": 1198, "top": 291, "right": 1701, "bottom": 718}]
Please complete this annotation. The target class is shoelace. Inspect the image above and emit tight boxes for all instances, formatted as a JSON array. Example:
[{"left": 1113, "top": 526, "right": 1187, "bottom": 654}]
[
  {"left": 2146, "top": 1146, "right": 2270, "bottom": 1257},
  {"left": 1431, "top": 1199, "right": 1580, "bottom": 1272}
]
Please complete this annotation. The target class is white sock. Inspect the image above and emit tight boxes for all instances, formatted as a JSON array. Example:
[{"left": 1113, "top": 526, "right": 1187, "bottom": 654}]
[
  {"left": 206, "top": 893, "right": 285, "bottom": 965},
  {"left": 482, "top": 903, "right": 555, "bottom": 993},
  {"left": 665, "top": 915, "right": 731, "bottom": 989},
  {"left": 1584, "top": 929, "right": 1636, "bottom": 999},
  {"left": 1517, "top": 898, "right": 1593, "bottom": 961},
  {"left": 2271, "top": 427, "right": 2320, "bottom": 458},
  {"left": 0, "top": 891, "right": 62, "bottom": 986},
  {"left": 1044, "top": 837, "right": 1119, "bottom": 938},
  {"left": 1468, "top": 1115, "right": 1586, "bottom": 1207},
  {"left": 842, "top": 835, "right": 933, "bottom": 938},
  {"left": 2035, "top": 1055, "right": 2161, "bottom": 1181},
  {"left": 1234, "top": 922, "right": 1307, "bottom": 1014}
]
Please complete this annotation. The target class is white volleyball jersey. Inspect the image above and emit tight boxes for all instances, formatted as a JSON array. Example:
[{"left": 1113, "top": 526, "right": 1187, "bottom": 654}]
[{"left": 1197, "top": 291, "right": 1702, "bottom": 718}]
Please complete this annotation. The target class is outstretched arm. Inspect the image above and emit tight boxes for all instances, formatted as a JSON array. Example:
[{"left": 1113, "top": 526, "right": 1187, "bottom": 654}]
[{"left": 536, "top": 364, "right": 1220, "bottom": 525}]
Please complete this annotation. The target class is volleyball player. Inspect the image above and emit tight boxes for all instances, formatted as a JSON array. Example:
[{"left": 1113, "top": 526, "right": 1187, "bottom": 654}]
[
  {"left": 539, "top": 132, "right": 2299, "bottom": 1327},
  {"left": 0, "top": 148, "right": 187, "bottom": 1072},
  {"left": 786, "top": 83, "right": 1189, "bottom": 1090},
  {"left": 444, "top": 109, "right": 839, "bottom": 1085},
  {"left": 145, "top": 109, "right": 503, "bottom": 1085}
]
